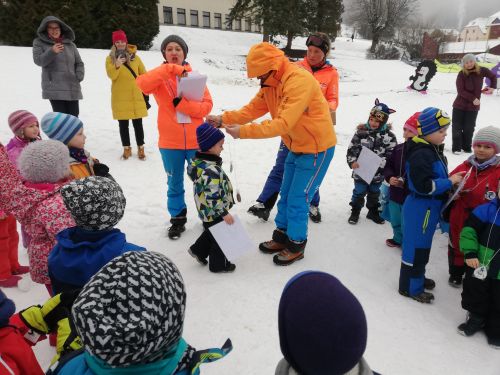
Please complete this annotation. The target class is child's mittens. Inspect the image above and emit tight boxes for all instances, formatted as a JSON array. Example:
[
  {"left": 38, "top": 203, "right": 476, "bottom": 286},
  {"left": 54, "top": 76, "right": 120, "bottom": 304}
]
[{"left": 93, "top": 163, "right": 110, "bottom": 177}]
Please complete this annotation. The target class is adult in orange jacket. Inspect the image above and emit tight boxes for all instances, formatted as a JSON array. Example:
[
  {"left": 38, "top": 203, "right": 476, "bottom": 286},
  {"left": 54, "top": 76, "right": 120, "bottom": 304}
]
[
  {"left": 136, "top": 35, "right": 213, "bottom": 239},
  {"left": 208, "top": 42, "right": 336, "bottom": 266},
  {"left": 247, "top": 33, "right": 339, "bottom": 224}
]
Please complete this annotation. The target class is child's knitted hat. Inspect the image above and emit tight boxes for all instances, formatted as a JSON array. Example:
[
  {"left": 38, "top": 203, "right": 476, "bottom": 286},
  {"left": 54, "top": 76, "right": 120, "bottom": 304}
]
[
  {"left": 18, "top": 140, "right": 69, "bottom": 183},
  {"left": 472, "top": 126, "right": 500, "bottom": 154},
  {"left": 368, "top": 98, "right": 395, "bottom": 125},
  {"left": 278, "top": 271, "right": 367, "bottom": 375},
  {"left": 0, "top": 290, "right": 15, "bottom": 327},
  {"left": 196, "top": 122, "right": 225, "bottom": 152},
  {"left": 41, "top": 112, "right": 83, "bottom": 145},
  {"left": 60, "top": 176, "right": 126, "bottom": 231},
  {"left": 403, "top": 112, "right": 420, "bottom": 136},
  {"left": 72, "top": 251, "right": 190, "bottom": 367},
  {"left": 417, "top": 107, "right": 450, "bottom": 136},
  {"left": 8, "top": 110, "right": 39, "bottom": 135}
]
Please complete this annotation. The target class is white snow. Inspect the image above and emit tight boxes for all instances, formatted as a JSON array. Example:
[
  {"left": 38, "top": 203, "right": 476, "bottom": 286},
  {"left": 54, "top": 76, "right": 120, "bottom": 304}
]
[{"left": 1, "top": 25, "right": 500, "bottom": 375}]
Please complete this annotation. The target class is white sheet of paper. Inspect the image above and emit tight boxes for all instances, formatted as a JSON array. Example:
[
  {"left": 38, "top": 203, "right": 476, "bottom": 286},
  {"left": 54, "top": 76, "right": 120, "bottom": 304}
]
[
  {"left": 176, "top": 72, "right": 207, "bottom": 123},
  {"left": 209, "top": 214, "right": 254, "bottom": 262},
  {"left": 354, "top": 146, "right": 383, "bottom": 184}
]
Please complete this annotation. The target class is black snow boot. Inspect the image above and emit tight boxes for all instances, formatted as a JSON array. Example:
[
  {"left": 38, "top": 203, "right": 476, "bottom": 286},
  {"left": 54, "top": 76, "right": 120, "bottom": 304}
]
[
  {"left": 366, "top": 192, "right": 384, "bottom": 224},
  {"left": 348, "top": 202, "right": 362, "bottom": 225},
  {"left": 309, "top": 205, "right": 322, "bottom": 223},
  {"left": 248, "top": 202, "right": 271, "bottom": 221},
  {"left": 366, "top": 209, "right": 385, "bottom": 224},
  {"left": 399, "top": 290, "right": 435, "bottom": 304},
  {"left": 168, "top": 209, "right": 187, "bottom": 240},
  {"left": 424, "top": 278, "right": 436, "bottom": 290},
  {"left": 457, "top": 313, "right": 485, "bottom": 337}
]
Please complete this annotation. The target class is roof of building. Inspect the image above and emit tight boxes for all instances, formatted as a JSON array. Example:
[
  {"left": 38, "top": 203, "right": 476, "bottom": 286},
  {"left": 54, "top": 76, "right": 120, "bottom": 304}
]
[
  {"left": 440, "top": 39, "right": 500, "bottom": 54},
  {"left": 464, "top": 11, "right": 500, "bottom": 33}
]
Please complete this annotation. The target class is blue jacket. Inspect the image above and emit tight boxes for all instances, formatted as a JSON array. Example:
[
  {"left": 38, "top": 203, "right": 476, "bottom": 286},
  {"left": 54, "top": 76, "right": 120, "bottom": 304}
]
[
  {"left": 48, "top": 227, "right": 145, "bottom": 294},
  {"left": 405, "top": 137, "right": 451, "bottom": 198}
]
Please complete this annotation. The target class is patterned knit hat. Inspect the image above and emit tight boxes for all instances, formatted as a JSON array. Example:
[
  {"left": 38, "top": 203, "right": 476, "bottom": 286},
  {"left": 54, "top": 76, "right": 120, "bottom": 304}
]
[
  {"left": 368, "top": 98, "right": 395, "bottom": 125},
  {"left": 72, "top": 251, "right": 191, "bottom": 367},
  {"left": 8, "top": 110, "right": 39, "bottom": 135},
  {"left": 278, "top": 271, "right": 367, "bottom": 375},
  {"left": 0, "top": 290, "right": 15, "bottom": 327},
  {"left": 41, "top": 112, "right": 83, "bottom": 145},
  {"left": 473, "top": 126, "right": 500, "bottom": 154},
  {"left": 161, "top": 35, "right": 188, "bottom": 60},
  {"left": 60, "top": 176, "right": 126, "bottom": 231},
  {"left": 403, "top": 112, "right": 420, "bottom": 136},
  {"left": 196, "top": 122, "right": 225, "bottom": 152},
  {"left": 306, "top": 32, "right": 331, "bottom": 56},
  {"left": 112, "top": 29, "right": 127, "bottom": 44},
  {"left": 18, "top": 140, "right": 70, "bottom": 183},
  {"left": 417, "top": 107, "right": 450, "bottom": 136}
]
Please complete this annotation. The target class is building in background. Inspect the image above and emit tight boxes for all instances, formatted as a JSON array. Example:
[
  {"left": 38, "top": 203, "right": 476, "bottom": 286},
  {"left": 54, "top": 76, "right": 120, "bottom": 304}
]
[{"left": 158, "top": 0, "right": 261, "bottom": 33}]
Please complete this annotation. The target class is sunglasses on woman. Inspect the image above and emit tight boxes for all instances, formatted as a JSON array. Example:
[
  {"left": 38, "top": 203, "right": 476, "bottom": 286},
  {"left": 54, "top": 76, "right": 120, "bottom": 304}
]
[{"left": 306, "top": 35, "right": 326, "bottom": 49}]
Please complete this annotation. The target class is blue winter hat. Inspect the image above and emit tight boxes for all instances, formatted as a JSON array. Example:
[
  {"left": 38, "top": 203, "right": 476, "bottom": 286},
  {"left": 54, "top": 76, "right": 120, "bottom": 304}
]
[
  {"left": 368, "top": 98, "right": 395, "bottom": 125},
  {"left": 417, "top": 107, "right": 450, "bottom": 136},
  {"left": 41, "top": 112, "right": 83, "bottom": 145},
  {"left": 196, "top": 122, "right": 225, "bottom": 152},
  {"left": 278, "top": 271, "right": 367, "bottom": 375},
  {"left": 0, "top": 290, "right": 16, "bottom": 327}
]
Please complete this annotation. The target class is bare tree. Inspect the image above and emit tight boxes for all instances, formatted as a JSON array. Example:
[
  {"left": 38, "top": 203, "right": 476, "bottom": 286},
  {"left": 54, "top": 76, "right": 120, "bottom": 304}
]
[{"left": 352, "top": 0, "right": 418, "bottom": 52}]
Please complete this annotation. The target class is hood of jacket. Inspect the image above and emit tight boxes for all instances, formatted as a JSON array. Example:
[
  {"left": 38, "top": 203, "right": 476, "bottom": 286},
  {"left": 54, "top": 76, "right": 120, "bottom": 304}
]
[
  {"left": 36, "top": 15, "right": 75, "bottom": 43},
  {"left": 49, "top": 227, "right": 145, "bottom": 288},
  {"left": 109, "top": 44, "right": 138, "bottom": 64},
  {"left": 357, "top": 122, "right": 392, "bottom": 134},
  {"left": 246, "top": 42, "right": 287, "bottom": 78},
  {"left": 187, "top": 152, "right": 222, "bottom": 182}
]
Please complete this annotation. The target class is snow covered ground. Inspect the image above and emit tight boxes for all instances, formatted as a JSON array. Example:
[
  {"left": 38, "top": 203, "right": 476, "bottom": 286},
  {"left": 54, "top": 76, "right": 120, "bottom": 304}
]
[{"left": 1, "top": 25, "right": 500, "bottom": 374}]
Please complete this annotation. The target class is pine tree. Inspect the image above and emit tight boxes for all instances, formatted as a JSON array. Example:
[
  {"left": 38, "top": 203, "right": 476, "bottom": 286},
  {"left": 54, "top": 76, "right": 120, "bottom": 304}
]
[{"left": 305, "top": 0, "right": 344, "bottom": 40}]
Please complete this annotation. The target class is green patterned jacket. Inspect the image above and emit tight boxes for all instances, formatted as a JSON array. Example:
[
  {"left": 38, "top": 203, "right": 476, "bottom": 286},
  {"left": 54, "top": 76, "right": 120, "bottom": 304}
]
[{"left": 187, "top": 152, "right": 234, "bottom": 223}]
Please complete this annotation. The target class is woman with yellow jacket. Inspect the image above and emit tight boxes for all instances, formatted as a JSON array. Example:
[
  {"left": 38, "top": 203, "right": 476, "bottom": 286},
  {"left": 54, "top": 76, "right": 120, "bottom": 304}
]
[
  {"left": 106, "top": 30, "right": 148, "bottom": 160},
  {"left": 208, "top": 42, "right": 336, "bottom": 266},
  {"left": 136, "top": 35, "right": 213, "bottom": 239},
  {"left": 247, "top": 32, "right": 339, "bottom": 224}
]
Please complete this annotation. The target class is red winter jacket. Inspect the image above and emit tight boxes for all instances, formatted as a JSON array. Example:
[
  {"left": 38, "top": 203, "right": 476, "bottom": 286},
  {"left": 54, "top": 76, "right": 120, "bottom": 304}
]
[
  {"left": 0, "top": 326, "right": 44, "bottom": 374},
  {"left": 449, "top": 159, "right": 500, "bottom": 250},
  {"left": 452, "top": 67, "right": 497, "bottom": 112}
]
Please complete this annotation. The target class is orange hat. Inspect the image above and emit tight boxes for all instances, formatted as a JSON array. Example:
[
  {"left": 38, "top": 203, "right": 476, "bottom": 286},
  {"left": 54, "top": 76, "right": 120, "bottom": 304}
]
[{"left": 246, "top": 42, "right": 285, "bottom": 78}]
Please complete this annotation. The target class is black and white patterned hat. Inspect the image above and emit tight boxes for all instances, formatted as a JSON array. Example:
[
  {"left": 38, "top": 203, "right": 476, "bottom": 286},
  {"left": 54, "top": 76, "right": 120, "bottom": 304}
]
[
  {"left": 60, "top": 176, "right": 126, "bottom": 231},
  {"left": 71, "top": 251, "right": 188, "bottom": 366}
]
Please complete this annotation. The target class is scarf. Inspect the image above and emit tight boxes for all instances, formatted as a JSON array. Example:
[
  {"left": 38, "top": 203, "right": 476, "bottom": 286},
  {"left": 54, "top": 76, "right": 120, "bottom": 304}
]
[
  {"left": 467, "top": 154, "right": 499, "bottom": 171},
  {"left": 69, "top": 147, "right": 87, "bottom": 164}
]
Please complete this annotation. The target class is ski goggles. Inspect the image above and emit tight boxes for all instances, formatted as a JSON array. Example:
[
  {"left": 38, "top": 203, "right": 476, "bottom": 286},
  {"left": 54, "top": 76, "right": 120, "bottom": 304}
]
[
  {"left": 306, "top": 35, "right": 328, "bottom": 53},
  {"left": 369, "top": 108, "right": 388, "bottom": 123}
]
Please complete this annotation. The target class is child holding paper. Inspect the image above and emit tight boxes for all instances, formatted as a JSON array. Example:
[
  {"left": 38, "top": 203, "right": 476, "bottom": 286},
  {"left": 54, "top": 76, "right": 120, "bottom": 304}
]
[
  {"left": 346, "top": 98, "right": 397, "bottom": 224},
  {"left": 398, "top": 108, "right": 464, "bottom": 303},
  {"left": 187, "top": 123, "right": 236, "bottom": 273}
]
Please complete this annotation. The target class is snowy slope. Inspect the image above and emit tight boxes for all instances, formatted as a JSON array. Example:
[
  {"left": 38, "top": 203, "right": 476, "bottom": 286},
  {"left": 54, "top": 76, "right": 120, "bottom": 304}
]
[{"left": 1, "top": 25, "right": 500, "bottom": 374}]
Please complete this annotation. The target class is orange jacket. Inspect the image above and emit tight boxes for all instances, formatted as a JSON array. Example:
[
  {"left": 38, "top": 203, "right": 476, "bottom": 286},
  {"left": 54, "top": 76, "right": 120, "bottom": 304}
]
[
  {"left": 136, "top": 62, "right": 213, "bottom": 149},
  {"left": 296, "top": 59, "right": 339, "bottom": 111},
  {"left": 222, "top": 43, "right": 336, "bottom": 154}
]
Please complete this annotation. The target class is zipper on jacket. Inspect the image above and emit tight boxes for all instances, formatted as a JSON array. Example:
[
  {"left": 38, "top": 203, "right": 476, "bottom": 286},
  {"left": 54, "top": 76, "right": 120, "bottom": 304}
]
[{"left": 422, "top": 208, "right": 431, "bottom": 234}]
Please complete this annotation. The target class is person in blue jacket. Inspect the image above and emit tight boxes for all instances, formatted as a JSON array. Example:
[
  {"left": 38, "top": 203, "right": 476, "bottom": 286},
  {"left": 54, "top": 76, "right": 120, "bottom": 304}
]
[
  {"left": 398, "top": 108, "right": 464, "bottom": 303},
  {"left": 48, "top": 251, "right": 232, "bottom": 374},
  {"left": 48, "top": 176, "right": 145, "bottom": 295}
]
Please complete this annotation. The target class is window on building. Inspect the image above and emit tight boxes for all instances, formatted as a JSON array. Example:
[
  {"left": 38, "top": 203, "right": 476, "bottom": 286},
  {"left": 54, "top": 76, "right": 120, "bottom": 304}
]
[
  {"left": 203, "top": 11, "right": 210, "bottom": 28},
  {"left": 214, "top": 13, "right": 222, "bottom": 29},
  {"left": 235, "top": 18, "right": 241, "bottom": 31},
  {"left": 225, "top": 14, "right": 232, "bottom": 30},
  {"left": 245, "top": 18, "right": 252, "bottom": 31},
  {"left": 163, "top": 7, "right": 173, "bottom": 24},
  {"left": 190, "top": 10, "right": 198, "bottom": 27},
  {"left": 255, "top": 23, "right": 261, "bottom": 33},
  {"left": 177, "top": 8, "right": 186, "bottom": 25}
]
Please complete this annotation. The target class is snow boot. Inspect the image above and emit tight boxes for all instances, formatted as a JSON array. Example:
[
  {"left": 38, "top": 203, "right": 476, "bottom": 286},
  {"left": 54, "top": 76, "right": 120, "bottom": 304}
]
[
  {"left": 348, "top": 203, "right": 361, "bottom": 225},
  {"left": 273, "top": 239, "right": 306, "bottom": 266},
  {"left": 210, "top": 263, "right": 236, "bottom": 273},
  {"left": 248, "top": 202, "right": 271, "bottom": 221},
  {"left": 121, "top": 146, "right": 132, "bottom": 160},
  {"left": 399, "top": 290, "right": 435, "bottom": 303},
  {"left": 448, "top": 274, "right": 463, "bottom": 288},
  {"left": 309, "top": 205, "right": 321, "bottom": 223},
  {"left": 188, "top": 247, "right": 208, "bottom": 266},
  {"left": 424, "top": 278, "right": 436, "bottom": 290},
  {"left": 457, "top": 313, "right": 485, "bottom": 337},
  {"left": 259, "top": 229, "right": 287, "bottom": 254},
  {"left": 137, "top": 145, "right": 146, "bottom": 160},
  {"left": 366, "top": 209, "right": 385, "bottom": 224},
  {"left": 168, "top": 209, "right": 187, "bottom": 240},
  {"left": 385, "top": 239, "right": 401, "bottom": 248},
  {"left": 487, "top": 337, "right": 500, "bottom": 349}
]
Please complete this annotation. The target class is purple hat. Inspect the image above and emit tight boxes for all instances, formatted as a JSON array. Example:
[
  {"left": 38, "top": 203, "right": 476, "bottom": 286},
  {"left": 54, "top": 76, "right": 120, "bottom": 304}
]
[
  {"left": 8, "top": 110, "right": 38, "bottom": 135},
  {"left": 278, "top": 271, "right": 367, "bottom": 375},
  {"left": 196, "top": 122, "right": 225, "bottom": 152}
]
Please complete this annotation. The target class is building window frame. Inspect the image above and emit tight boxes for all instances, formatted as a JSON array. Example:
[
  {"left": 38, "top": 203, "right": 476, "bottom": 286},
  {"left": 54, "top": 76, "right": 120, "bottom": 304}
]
[
  {"left": 163, "top": 6, "right": 173, "bottom": 25},
  {"left": 203, "top": 11, "right": 210, "bottom": 28},
  {"left": 177, "top": 8, "right": 186, "bottom": 26},
  {"left": 214, "top": 13, "right": 222, "bottom": 29},
  {"left": 235, "top": 18, "right": 241, "bottom": 31},
  {"left": 190, "top": 9, "right": 198, "bottom": 27},
  {"left": 245, "top": 18, "right": 252, "bottom": 32},
  {"left": 225, "top": 14, "right": 232, "bottom": 30}
]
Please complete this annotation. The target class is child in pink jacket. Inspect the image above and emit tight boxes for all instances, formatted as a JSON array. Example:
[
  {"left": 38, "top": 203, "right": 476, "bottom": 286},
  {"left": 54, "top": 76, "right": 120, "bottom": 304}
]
[{"left": 0, "top": 139, "right": 75, "bottom": 293}]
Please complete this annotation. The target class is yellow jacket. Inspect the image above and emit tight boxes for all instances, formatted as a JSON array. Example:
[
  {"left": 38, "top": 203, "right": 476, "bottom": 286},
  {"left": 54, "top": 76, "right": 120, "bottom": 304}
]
[
  {"left": 106, "top": 45, "right": 148, "bottom": 120},
  {"left": 222, "top": 43, "right": 336, "bottom": 153}
]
